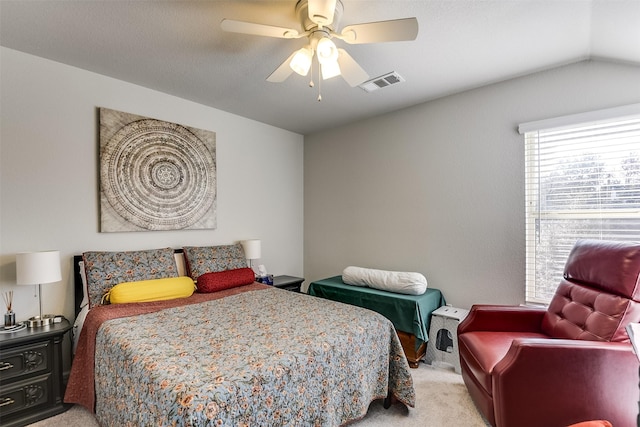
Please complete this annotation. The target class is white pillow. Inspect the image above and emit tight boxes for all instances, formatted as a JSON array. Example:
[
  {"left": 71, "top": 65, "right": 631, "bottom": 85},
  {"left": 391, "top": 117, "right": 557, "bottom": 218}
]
[
  {"left": 174, "top": 253, "right": 187, "bottom": 276},
  {"left": 342, "top": 266, "right": 427, "bottom": 295},
  {"left": 72, "top": 304, "right": 89, "bottom": 354},
  {"left": 79, "top": 261, "right": 88, "bottom": 308}
]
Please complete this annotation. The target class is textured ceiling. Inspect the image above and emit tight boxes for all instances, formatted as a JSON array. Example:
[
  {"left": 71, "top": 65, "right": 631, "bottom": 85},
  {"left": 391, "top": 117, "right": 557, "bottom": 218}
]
[{"left": 1, "top": 0, "right": 639, "bottom": 135}]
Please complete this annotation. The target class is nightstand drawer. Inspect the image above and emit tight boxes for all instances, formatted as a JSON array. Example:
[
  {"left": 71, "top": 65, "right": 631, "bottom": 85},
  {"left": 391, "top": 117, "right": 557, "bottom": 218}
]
[
  {"left": 0, "top": 341, "right": 50, "bottom": 382},
  {"left": 0, "top": 373, "right": 51, "bottom": 418}
]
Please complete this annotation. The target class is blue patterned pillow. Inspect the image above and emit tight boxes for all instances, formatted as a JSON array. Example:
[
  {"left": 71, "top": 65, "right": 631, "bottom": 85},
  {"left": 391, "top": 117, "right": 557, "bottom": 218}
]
[
  {"left": 83, "top": 248, "right": 178, "bottom": 308},
  {"left": 183, "top": 244, "right": 248, "bottom": 281}
]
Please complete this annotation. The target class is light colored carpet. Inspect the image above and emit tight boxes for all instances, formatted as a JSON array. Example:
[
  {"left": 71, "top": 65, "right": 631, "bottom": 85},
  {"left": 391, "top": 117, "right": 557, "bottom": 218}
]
[
  {"left": 28, "top": 362, "right": 490, "bottom": 427},
  {"left": 351, "top": 362, "right": 491, "bottom": 427}
]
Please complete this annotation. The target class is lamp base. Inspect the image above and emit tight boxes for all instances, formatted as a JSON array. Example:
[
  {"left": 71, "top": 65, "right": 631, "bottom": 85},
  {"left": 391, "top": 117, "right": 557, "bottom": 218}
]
[{"left": 26, "top": 314, "right": 55, "bottom": 328}]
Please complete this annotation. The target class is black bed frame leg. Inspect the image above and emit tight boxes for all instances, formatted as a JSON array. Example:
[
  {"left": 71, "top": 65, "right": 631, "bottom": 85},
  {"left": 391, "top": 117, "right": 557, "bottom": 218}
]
[{"left": 383, "top": 391, "right": 397, "bottom": 409}]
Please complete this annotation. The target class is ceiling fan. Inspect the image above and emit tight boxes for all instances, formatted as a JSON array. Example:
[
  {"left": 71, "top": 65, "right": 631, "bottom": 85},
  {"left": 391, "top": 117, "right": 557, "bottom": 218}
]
[{"left": 221, "top": 0, "right": 418, "bottom": 92}]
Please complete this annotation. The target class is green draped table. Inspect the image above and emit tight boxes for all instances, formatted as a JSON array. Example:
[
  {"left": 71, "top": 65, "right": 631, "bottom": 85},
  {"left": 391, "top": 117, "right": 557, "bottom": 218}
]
[{"left": 308, "top": 276, "right": 445, "bottom": 368}]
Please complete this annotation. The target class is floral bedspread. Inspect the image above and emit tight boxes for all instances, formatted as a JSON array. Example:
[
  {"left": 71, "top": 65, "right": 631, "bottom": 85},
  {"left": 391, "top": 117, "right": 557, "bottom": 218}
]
[{"left": 92, "top": 288, "right": 415, "bottom": 426}]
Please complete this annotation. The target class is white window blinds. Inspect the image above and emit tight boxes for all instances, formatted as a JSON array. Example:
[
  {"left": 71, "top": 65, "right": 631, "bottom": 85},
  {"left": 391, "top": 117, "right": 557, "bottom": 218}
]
[{"left": 521, "top": 105, "right": 640, "bottom": 304}]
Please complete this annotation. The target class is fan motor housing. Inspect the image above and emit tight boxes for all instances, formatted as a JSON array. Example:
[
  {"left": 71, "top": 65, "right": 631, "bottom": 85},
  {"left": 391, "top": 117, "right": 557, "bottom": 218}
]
[{"left": 296, "top": 0, "right": 344, "bottom": 32}]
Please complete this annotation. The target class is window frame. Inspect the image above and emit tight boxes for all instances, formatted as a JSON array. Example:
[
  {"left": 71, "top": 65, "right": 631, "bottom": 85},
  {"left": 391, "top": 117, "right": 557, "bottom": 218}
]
[{"left": 520, "top": 103, "right": 640, "bottom": 304}]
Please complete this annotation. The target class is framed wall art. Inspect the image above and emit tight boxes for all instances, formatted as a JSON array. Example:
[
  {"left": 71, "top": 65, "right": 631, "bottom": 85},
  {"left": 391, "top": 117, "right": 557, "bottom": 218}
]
[{"left": 99, "top": 108, "right": 217, "bottom": 232}]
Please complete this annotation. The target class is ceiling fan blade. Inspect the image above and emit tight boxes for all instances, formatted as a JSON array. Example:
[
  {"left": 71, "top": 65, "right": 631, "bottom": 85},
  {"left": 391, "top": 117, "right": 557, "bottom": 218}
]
[
  {"left": 266, "top": 51, "right": 297, "bottom": 83},
  {"left": 221, "top": 19, "right": 300, "bottom": 39},
  {"left": 337, "top": 49, "right": 369, "bottom": 87},
  {"left": 340, "top": 17, "right": 418, "bottom": 44}
]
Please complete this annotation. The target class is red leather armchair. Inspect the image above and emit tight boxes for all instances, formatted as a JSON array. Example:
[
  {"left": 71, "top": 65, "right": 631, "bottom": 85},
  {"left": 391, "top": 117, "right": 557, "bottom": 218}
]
[{"left": 458, "top": 239, "right": 640, "bottom": 427}]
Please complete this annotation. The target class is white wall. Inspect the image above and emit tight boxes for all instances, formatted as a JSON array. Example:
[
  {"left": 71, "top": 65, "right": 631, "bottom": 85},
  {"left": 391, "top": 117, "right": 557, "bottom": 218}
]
[
  {"left": 304, "top": 59, "right": 640, "bottom": 308},
  {"left": 0, "top": 47, "right": 304, "bottom": 324},
  {"left": 3, "top": 49, "right": 638, "bottom": 327}
]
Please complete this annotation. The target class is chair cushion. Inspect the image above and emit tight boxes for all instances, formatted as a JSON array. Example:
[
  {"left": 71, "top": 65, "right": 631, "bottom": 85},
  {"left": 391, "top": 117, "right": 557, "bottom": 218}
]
[
  {"left": 458, "top": 331, "right": 547, "bottom": 395},
  {"left": 563, "top": 239, "right": 640, "bottom": 301},
  {"left": 542, "top": 239, "right": 640, "bottom": 342},
  {"left": 542, "top": 279, "right": 640, "bottom": 342}
]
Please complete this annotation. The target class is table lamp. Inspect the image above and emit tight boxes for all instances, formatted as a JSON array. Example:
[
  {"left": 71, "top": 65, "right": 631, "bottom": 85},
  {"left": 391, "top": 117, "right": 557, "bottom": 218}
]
[
  {"left": 241, "top": 239, "right": 261, "bottom": 270},
  {"left": 16, "top": 250, "right": 61, "bottom": 328}
]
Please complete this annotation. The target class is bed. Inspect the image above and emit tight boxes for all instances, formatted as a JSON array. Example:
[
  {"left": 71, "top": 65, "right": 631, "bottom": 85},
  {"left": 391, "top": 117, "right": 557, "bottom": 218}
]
[
  {"left": 64, "top": 246, "right": 416, "bottom": 426},
  {"left": 308, "top": 276, "right": 445, "bottom": 368}
]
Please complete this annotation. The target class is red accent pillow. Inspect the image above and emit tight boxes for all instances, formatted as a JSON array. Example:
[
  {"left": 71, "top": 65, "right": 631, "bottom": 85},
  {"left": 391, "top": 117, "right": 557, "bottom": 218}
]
[{"left": 196, "top": 268, "right": 255, "bottom": 293}]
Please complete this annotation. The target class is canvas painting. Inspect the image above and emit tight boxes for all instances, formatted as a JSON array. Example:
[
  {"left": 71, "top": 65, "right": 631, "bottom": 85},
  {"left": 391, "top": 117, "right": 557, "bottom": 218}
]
[{"left": 99, "top": 108, "right": 217, "bottom": 232}]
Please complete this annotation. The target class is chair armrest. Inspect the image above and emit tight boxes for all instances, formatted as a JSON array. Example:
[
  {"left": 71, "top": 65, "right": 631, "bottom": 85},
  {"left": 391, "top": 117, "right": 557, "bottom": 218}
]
[
  {"left": 493, "top": 339, "right": 639, "bottom": 427},
  {"left": 457, "top": 304, "right": 546, "bottom": 334}
]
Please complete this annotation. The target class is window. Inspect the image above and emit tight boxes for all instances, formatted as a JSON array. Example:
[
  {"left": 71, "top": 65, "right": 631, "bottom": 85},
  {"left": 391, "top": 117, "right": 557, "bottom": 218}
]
[{"left": 520, "top": 104, "right": 640, "bottom": 304}]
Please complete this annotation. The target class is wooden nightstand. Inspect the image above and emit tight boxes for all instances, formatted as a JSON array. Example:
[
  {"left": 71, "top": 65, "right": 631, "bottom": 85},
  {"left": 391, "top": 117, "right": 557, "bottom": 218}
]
[
  {"left": 273, "top": 275, "right": 305, "bottom": 293},
  {"left": 0, "top": 319, "right": 72, "bottom": 427}
]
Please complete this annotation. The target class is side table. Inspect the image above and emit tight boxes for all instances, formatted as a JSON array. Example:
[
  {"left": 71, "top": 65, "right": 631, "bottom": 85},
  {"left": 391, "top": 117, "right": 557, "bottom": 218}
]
[
  {"left": 0, "top": 319, "right": 72, "bottom": 427},
  {"left": 273, "top": 275, "right": 305, "bottom": 293},
  {"left": 425, "top": 306, "right": 468, "bottom": 373}
]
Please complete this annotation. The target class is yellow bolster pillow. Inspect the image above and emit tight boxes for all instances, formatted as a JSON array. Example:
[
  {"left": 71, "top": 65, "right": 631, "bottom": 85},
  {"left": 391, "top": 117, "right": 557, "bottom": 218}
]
[{"left": 105, "top": 277, "right": 196, "bottom": 304}]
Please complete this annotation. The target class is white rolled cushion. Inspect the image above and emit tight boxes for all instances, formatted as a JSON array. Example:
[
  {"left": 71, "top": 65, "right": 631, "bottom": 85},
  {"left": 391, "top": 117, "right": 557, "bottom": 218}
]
[{"left": 342, "top": 266, "right": 427, "bottom": 295}]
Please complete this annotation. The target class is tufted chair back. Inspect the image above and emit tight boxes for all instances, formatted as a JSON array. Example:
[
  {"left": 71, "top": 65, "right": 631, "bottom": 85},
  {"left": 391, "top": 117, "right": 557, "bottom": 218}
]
[{"left": 542, "top": 239, "right": 640, "bottom": 342}]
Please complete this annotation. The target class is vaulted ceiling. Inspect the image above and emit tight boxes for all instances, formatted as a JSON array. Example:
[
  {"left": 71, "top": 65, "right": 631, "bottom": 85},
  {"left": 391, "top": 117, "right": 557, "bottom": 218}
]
[{"left": 1, "top": 0, "right": 639, "bottom": 135}]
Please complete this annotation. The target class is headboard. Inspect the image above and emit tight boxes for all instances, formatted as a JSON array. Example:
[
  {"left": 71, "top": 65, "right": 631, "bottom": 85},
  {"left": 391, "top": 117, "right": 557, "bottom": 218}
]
[{"left": 73, "top": 255, "right": 84, "bottom": 318}]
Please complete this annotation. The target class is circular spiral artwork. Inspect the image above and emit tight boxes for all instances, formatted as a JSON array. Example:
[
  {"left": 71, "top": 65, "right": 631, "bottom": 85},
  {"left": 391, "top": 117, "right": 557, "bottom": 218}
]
[{"left": 100, "top": 115, "right": 216, "bottom": 231}]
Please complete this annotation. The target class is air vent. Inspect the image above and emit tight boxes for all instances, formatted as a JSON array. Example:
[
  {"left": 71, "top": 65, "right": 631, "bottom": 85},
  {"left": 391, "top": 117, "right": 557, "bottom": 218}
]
[{"left": 359, "top": 72, "right": 405, "bottom": 93}]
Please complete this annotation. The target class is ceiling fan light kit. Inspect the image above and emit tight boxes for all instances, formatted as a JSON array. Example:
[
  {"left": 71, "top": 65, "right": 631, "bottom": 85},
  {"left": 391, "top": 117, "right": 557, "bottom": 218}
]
[
  {"left": 321, "top": 60, "right": 341, "bottom": 80},
  {"left": 290, "top": 47, "right": 313, "bottom": 76},
  {"left": 316, "top": 37, "right": 338, "bottom": 64},
  {"left": 221, "top": 0, "right": 418, "bottom": 99}
]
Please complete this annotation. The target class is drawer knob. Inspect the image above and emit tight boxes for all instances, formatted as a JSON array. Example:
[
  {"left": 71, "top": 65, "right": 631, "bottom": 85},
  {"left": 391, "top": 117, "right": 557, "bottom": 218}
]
[
  {"left": 0, "top": 397, "right": 15, "bottom": 407},
  {"left": 0, "top": 362, "right": 13, "bottom": 371}
]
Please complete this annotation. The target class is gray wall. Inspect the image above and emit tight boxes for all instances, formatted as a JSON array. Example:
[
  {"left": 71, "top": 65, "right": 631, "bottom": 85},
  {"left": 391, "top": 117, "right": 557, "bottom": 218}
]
[
  {"left": 0, "top": 47, "right": 304, "bottom": 323},
  {"left": 304, "top": 59, "right": 640, "bottom": 308}
]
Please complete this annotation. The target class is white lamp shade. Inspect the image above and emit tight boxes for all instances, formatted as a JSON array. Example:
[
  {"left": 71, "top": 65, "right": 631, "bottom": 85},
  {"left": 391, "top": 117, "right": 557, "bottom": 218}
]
[
  {"left": 290, "top": 47, "right": 313, "bottom": 76},
  {"left": 241, "top": 240, "right": 261, "bottom": 260},
  {"left": 321, "top": 60, "right": 341, "bottom": 80},
  {"left": 316, "top": 37, "right": 338, "bottom": 64},
  {"left": 16, "top": 251, "right": 62, "bottom": 285}
]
